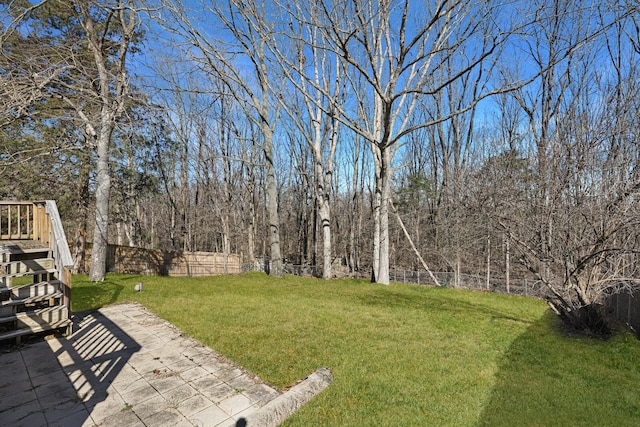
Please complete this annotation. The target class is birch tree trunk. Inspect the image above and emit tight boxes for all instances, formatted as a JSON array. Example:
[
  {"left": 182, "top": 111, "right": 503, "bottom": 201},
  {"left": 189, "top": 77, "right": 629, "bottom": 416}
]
[
  {"left": 263, "top": 125, "right": 283, "bottom": 277},
  {"left": 307, "top": 0, "right": 507, "bottom": 284},
  {"left": 348, "top": 137, "right": 362, "bottom": 274},
  {"left": 376, "top": 145, "right": 392, "bottom": 284},
  {"left": 371, "top": 146, "right": 382, "bottom": 282},
  {"left": 272, "top": 5, "right": 343, "bottom": 279}
]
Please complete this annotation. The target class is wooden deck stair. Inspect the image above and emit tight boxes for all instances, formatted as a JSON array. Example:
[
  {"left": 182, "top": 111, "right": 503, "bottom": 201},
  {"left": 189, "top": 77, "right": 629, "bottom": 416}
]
[{"left": 0, "top": 201, "right": 72, "bottom": 344}]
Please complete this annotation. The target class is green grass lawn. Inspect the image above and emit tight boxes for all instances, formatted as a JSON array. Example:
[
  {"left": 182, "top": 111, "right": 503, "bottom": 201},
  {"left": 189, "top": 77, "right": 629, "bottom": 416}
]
[{"left": 72, "top": 272, "right": 640, "bottom": 426}]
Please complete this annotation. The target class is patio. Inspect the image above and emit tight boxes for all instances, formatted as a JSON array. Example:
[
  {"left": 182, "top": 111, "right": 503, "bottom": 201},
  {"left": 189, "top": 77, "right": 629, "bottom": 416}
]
[{"left": 0, "top": 302, "right": 331, "bottom": 426}]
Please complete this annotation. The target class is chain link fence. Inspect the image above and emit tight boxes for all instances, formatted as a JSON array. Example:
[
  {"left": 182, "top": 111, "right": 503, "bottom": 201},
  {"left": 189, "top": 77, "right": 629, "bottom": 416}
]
[
  {"left": 388, "top": 269, "right": 551, "bottom": 298},
  {"left": 242, "top": 262, "right": 550, "bottom": 298},
  {"left": 604, "top": 290, "right": 640, "bottom": 336},
  {"left": 244, "top": 261, "right": 640, "bottom": 335}
]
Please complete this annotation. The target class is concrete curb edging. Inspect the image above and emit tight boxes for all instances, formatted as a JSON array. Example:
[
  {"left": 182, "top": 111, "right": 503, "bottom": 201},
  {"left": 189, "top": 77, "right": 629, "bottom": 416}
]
[{"left": 240, "top": 367, "right": 333, "bottom": 426}]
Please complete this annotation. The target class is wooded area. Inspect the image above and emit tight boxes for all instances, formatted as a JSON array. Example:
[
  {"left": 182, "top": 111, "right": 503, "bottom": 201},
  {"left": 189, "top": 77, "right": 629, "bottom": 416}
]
[{"left": 2, "top": 0, "right": 640, "bottom": 335}]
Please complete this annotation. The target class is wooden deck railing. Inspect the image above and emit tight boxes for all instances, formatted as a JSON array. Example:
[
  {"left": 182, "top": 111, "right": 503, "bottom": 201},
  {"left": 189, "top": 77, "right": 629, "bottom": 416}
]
[
  {"left": 0, "top": 201, "right": 35, "bottom": 240},
  {"left": 1, "top": 200, "right": 73, "bottom": 310}
]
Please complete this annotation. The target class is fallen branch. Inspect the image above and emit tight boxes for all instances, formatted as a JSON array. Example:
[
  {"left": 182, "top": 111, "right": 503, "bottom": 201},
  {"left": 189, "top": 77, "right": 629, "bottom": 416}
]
[{"left": 390, "top": 200, "right": 442, "bottom": 287}]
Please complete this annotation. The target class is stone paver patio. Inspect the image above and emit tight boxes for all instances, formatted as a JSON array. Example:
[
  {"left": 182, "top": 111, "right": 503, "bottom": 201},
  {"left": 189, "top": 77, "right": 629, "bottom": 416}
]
[{"left": 0, "top": 302, "right": 330, "bottom": 426}]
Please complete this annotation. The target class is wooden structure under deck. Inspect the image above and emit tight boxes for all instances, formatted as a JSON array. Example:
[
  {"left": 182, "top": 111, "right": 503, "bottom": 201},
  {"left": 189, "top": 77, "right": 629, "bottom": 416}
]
[{"left": 0, "top": 201, "right": 72, "bottom": 343}]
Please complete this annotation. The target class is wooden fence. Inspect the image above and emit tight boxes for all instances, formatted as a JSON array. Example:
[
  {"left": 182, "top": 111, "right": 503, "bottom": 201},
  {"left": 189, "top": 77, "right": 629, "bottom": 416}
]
[{"left": 84, "top": 245, "right": 241, "bottom": 277}]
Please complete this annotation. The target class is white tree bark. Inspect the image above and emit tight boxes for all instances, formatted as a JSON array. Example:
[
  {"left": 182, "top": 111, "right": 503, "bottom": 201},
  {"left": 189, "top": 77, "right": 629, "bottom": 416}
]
[
  {"left": 80, "top": 1, "right": 136, "bottom": 282},
  {"left": 304, "top": 0, "right": 508, "bottom": 284},
  {"left": 269, "top": 4, "right": 345, "bottom": 279}
]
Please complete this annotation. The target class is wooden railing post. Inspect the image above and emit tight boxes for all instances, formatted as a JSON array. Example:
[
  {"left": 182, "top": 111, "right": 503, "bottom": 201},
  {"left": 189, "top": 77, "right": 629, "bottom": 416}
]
[
  {"left": 43, "top": 200, "right": 73, "bottom": 277},
  {"left": 0, "top": 201, "right": 35, "bottom": 240},
  {"left": 33, "top": 202, "right": 52, "bottom": 246},
  {"left": 62, "top": 266, "right": 72, "bottom": 315}
]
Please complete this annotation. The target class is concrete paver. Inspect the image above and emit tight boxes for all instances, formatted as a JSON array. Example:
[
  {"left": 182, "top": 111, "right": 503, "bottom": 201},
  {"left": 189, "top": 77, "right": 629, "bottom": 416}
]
[{"left": 0, "top": 303, "right": 282, "bottom": 426}]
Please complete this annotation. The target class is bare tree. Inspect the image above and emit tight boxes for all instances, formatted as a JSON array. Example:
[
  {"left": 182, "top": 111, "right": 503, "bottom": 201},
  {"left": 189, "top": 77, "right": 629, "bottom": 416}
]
[
  {"left": 149, "top": 58, "right": 209, "bottom": 251},
  {"left": 491, "top": 0, "right": 639, "bottom": 334},
  {"left": 272, "top": 0, "right": 347, "bottom": 279},
  {"left": 157, "top": 0, "right": 286, "bottom": 276},
  {"left": 304, "top": 0, "right": 509, "bottom": 284}
]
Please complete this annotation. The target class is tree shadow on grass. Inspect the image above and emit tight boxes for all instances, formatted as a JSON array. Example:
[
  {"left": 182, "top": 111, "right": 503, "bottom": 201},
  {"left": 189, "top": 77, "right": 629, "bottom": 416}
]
[
  {"left": 358, "top": 286, "right": 536, "bottom": 325},
  {"left": 71, "top": 275, "right": 141, "bottom": 312},
  {"left": 478, "top": 311, "right": 640, "bottom": 426}
]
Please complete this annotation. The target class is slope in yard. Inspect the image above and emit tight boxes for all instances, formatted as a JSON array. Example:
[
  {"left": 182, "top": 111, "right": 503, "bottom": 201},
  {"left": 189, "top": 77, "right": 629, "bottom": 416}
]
[{"left": 73, "top": 273, "right": 640, "bottom": 426}]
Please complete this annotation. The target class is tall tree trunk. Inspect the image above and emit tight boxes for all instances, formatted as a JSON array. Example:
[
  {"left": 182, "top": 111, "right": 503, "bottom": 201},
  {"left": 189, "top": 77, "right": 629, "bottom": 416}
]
[
  {"left": 246, "top": 177, "right": 257, "bottom": 265},
  {"left": 348, "top": 139, "right": 363, "bottom": 274},
  {"left": 82, "top": 1, "right": 135, "bottom": 281},
  {"left": 222, "top": 217, "right": 230, "bottom": 275},
  {"left": 89, "top": 124, "right": 112, "bottom": 281},
  {"left": 371, "top": 148, "right": 381, "bottom": 282},
  {"left": 314, "top": 136, "right": 333, "bottom": 279},
  {"left": 505, "top": 232, "right": 510, "bottom": 293},
  {"left": 180, "top": 138, "right": 189, "bottom": 252},
  {"left": 318, "top": 195, "right": 331, "bottom": 279},
  {"left": 73, "top": 226, "right": 87, "bottom": 274},
  {"left": 264, "top": 126, "right": 283, "bottom": 277},
  {"left": 376, "top": 145, "right": 391, "bottom": 284},
  {"left": 73, "top": 150, "right": 91, "bottom": 274}
]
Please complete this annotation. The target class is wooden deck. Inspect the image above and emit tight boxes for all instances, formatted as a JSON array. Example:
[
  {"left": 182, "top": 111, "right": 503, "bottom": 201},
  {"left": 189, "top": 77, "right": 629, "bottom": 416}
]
[
  {"left": 1, "top": 201, "right": 72, "bottom": 343},
  {"left": 0, "top": 240, "right": 50, "bottom": 253}
]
